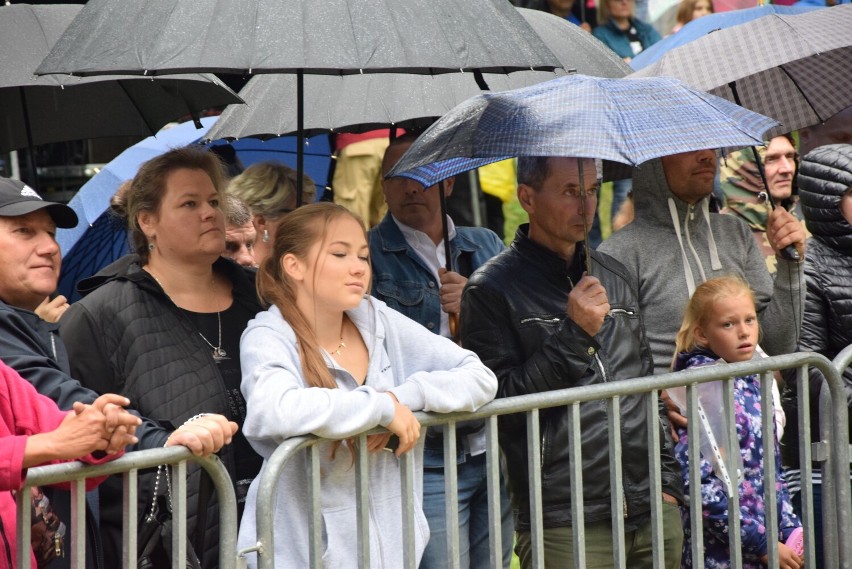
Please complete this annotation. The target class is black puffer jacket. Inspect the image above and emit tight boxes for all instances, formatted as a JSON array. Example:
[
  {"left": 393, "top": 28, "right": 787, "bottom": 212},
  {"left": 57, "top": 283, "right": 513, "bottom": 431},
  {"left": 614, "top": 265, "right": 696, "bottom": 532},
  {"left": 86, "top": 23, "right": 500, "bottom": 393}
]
[
  {"left": 782, "top": 144, "right": 852, "bottom": 469},
  {"left": 460, "top": 225, "right": 683, "bottom": 530},
  {"left": 59, "top": 255, "right": 264, "bottom": 568}
]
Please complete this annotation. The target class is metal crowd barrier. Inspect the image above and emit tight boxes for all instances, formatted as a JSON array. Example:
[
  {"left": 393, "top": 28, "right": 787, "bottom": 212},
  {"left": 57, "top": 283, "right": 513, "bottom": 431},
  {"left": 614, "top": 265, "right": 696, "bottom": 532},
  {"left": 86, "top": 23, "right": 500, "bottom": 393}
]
[
  {"left": 240, "top": 351, "right": 851, "bottom": 569},
  {"left": 15, "top": 351, "right": 852, "bottom": 569},
  {"left": 15, "top": 446, "right": 238, "bottom": 569}
]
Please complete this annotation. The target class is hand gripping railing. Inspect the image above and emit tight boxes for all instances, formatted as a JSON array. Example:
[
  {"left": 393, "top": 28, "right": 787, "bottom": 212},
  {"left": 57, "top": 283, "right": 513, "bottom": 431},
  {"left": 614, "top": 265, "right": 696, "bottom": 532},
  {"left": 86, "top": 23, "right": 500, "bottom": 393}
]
[
  {"left": 15, "top": 446, "right": 238, "bottom": 569},
  {"left": 240, "top": 351, "right": 852, "bottom": 569}
]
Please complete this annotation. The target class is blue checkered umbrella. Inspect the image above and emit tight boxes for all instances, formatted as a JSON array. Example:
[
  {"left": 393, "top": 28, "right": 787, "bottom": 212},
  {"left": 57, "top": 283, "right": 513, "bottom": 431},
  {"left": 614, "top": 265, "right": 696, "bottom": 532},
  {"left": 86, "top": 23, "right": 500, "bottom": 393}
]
[{"left": 387, "top": 74, "right": 779, "bottom": 188}]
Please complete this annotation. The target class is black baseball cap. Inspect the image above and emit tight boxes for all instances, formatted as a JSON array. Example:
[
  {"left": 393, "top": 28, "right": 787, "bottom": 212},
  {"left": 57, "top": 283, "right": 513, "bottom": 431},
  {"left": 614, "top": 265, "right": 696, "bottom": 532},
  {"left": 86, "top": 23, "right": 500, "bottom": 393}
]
[{"left": 0, "top": 178, "right": 78, "bottom": 228}]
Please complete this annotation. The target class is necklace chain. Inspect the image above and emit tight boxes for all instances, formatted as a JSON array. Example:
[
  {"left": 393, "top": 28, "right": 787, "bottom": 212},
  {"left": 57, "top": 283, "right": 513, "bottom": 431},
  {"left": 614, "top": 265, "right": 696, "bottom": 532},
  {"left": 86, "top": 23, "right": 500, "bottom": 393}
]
[
  {"left": 328, "top": 319, "right": 346, "bottom": 358},
  {"left": 149, "top": 271, "right": 227, "bottom": 363}
]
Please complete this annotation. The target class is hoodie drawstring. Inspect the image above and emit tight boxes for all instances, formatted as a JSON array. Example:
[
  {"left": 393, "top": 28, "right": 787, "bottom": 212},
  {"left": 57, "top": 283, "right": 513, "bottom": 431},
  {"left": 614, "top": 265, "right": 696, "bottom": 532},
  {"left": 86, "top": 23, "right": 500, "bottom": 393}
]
[
  {"left": 702, "top": 201, "right": 723, "bottom": 271},
  {"left": 668, "top": 198, "right": 698, "bottom": 296}
]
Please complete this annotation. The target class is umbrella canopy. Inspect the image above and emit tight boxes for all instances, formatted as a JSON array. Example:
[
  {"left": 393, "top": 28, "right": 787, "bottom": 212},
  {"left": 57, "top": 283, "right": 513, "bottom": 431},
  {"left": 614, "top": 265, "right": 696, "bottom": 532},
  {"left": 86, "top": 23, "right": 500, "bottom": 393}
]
[
  {"left": 56, "top": 117, "right": 332, "bottom": 301},
  {"left": 631, "top": 5, "right": 820, "bottom": 71},
  {"left": 204, "top": 8, "right": 631, "bottom": 141},
  {"left": 35, "top": 0, "right": 561, "bottom": 77},
  {"left": 387, "top": 74, "right": 779, "bottom": 188},
  {"left": 630, "top": 5, "right": 852, "bottom": 137},
  {"left": 0, "top": 4, "right": 242, "bottom": 155},
  {"left": 35, "top": 0, "right": 563, "bottom": 205}
]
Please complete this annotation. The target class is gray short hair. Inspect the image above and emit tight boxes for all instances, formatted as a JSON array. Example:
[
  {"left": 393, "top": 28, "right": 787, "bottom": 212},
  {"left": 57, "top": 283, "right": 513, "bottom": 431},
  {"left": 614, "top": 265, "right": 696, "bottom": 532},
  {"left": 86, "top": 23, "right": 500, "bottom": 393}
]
[{"left": 222, "top": 193, "right": 253, "bottom": 227}]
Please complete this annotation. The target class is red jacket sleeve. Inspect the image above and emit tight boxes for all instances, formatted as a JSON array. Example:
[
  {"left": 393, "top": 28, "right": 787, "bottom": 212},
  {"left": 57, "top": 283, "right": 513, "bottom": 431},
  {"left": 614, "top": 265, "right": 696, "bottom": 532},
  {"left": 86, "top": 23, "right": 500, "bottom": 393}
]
[{"left": 0, "top": 360, "right": 121, "bottom": 492}]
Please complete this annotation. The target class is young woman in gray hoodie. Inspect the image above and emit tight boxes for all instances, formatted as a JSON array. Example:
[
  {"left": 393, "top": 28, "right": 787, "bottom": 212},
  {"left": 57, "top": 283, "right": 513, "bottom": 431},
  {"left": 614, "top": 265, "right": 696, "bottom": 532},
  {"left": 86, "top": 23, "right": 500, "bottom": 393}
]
[{"left": 237, "top": 203, "right": 498, "bottom": 569}]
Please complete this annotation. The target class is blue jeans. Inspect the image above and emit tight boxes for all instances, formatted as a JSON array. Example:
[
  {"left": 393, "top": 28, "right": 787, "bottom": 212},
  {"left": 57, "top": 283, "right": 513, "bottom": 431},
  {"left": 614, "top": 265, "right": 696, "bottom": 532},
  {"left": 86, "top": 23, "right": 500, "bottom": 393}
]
[{"left": 419, "top": 451, "right": 514, "bottom": 569}]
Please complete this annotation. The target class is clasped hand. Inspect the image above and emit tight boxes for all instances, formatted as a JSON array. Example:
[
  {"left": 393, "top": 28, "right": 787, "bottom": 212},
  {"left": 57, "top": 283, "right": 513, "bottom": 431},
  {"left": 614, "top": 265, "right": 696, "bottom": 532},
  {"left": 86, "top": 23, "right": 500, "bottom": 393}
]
[{"left": 65, "top": 394, "right": 140, "bottom": 457}]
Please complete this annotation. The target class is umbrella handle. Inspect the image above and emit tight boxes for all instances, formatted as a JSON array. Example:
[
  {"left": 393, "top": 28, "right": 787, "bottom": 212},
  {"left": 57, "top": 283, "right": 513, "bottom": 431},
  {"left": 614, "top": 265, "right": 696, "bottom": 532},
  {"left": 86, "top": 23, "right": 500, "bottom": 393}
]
[
  {"left": 729, "top": 82, "right": 799, "bottom": 263},
  {"left": 449, "top": 312, "right": 460, "bottom": 344}
]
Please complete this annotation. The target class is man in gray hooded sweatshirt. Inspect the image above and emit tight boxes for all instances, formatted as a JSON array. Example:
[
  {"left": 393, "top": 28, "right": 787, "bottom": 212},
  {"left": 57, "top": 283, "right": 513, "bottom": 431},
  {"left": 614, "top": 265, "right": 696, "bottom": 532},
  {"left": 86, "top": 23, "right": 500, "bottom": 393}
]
[{"left": 599, "top": 149, "right": 807, "bottom": 376}]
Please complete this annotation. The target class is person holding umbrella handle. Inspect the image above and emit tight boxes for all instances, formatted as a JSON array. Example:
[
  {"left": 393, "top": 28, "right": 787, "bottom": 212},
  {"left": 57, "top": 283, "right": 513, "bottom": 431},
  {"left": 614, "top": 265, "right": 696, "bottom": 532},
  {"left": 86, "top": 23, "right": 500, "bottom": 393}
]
[{"left": 369, "top": 133, "right": 514, "bottom": 569}]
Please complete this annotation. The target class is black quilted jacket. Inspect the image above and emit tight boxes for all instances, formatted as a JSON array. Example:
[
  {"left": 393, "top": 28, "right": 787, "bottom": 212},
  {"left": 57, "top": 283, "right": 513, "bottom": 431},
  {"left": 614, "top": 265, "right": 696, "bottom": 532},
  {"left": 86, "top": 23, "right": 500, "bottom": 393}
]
[
  {"left": 59, "top": 255, "right": 263, "bottom": 569},
  {"left": 782, "top": 144, "right": 852, "bottom": 469}
]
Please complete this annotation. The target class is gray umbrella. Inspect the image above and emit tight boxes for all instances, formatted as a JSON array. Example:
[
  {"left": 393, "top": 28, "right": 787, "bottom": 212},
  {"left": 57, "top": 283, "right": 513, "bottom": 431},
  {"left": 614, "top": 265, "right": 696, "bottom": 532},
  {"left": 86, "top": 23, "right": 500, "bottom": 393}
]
[
  {"left": 203, "top": 8, "right": 631, "bottom": 141},
  {"left": 630, "top": 4, "right": 852, "bottom": 138},
  {"left": 35, "top": 0, "right": 560, "bottom": 77},
  {"left": 631, "top": 4, "right": 852, "bottom": 260},
  {"left": 0, "top": 4, "right": 242, "bottom": 178},
  {"left": 34, "top": 0, "right": 562, "bottom": 203}
]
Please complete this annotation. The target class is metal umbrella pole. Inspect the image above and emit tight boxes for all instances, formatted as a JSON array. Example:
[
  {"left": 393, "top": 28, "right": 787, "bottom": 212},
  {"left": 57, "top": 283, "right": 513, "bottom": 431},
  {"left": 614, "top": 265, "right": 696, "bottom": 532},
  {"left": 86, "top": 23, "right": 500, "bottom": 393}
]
[
  {"left": 296, "top": 70, "right": 305, "bottom": 206},
  {"left": 578, "top": 158, "right": 592, "bottom": 276},
  {"left": 729, "top": 81, "right": 799, "bottom": 261},
  {"left": 438, "top": 179, "right": 460, "bottom": 340}
]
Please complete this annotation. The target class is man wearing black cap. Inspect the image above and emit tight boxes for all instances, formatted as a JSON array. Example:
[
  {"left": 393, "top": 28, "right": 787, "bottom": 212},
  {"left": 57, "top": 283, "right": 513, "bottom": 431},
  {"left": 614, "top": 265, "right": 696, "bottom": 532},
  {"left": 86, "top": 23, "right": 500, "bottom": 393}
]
[{"left": 0, "top": 177, "right": 239, "bottom": 569}]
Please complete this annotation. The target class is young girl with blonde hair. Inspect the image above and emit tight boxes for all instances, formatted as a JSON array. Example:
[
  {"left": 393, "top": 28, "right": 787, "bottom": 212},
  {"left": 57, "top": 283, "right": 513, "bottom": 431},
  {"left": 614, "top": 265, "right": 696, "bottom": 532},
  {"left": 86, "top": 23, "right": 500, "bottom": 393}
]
[
  {"left": 236, "top": 203, "right": 497, "bottom": 569},
  {"left": 671, "top": 276, "right": 803, "bottom": 569}
]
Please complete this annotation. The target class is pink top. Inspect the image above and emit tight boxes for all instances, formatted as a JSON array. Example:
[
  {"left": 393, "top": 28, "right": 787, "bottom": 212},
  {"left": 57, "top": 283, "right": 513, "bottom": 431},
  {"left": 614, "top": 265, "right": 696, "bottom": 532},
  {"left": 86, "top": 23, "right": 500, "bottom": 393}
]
[{"left": 0, "top": 360, "right": 118, "bottom": 569}]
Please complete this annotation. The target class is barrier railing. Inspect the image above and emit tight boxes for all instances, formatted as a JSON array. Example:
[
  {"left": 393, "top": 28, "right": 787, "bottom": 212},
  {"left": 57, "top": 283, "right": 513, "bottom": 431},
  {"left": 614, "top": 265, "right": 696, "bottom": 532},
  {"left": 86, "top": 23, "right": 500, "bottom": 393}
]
[
  {"left": 15, "top": 351, "right": 852, "bottom": 569},
  {"left": 15, "top": 446, "right": 237, "bottom": 569},
  {"left": 240, "top": 351, "right": 851, "bottom": 569}
]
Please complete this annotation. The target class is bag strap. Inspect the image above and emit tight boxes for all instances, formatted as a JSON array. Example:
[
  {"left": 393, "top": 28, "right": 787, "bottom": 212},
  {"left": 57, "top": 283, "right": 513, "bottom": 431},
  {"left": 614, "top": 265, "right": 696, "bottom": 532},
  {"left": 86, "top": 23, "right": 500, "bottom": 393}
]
[{"left": 145, "top": 466, "right": 165, "bottom": 522}]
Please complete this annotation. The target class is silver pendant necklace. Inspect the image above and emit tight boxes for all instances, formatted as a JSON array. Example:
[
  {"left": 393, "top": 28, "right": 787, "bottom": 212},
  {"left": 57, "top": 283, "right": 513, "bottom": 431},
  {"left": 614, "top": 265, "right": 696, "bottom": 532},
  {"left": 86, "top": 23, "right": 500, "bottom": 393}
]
[
  {"left": 149, "top": 271, "right": 227, "bottom": 363},
  {"left": 197, "top": 311, "right": 227, "bottom": 363}
]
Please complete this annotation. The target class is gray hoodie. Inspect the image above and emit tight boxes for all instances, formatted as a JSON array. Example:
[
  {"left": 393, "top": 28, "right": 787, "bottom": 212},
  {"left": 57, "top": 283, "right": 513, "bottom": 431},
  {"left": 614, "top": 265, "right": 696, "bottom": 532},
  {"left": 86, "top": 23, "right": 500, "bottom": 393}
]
[
  {"left": 599, "top": 157, "right": 805, "bottom": 375},
  {"left": 237, "top": 296, "right": 498, "bottom": 569}
]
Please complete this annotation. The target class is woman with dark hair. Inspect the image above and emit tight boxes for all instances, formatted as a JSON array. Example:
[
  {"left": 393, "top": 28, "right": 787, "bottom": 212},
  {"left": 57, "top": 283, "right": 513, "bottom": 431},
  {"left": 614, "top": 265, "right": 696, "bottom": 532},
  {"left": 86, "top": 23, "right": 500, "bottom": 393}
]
[
  {"left": 59, "top": 146, "right": 263, "bottom": 569},
  {"left": 236, "top": 202, "right": 497, "bottom": 569}
]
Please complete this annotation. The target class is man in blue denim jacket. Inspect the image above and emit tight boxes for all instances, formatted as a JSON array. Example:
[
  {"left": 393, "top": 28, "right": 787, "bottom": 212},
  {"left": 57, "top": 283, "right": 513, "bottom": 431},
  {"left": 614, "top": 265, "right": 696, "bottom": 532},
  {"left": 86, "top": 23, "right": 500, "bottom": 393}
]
[{"left": 369, "top": 134, "right": 513, "bottom": 569}]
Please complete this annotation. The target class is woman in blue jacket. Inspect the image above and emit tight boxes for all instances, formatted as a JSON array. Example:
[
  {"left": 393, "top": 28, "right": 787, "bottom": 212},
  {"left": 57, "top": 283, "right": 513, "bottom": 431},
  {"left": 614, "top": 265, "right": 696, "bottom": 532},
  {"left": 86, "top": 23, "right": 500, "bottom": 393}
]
[{"left": 592, "top": 0, "right": 660, "bottom": 62}]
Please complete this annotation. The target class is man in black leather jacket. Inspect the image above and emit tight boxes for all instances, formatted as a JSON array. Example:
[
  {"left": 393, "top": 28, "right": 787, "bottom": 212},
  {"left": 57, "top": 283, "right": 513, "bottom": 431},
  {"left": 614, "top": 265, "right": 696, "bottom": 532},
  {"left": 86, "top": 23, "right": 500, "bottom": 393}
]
[{"left": 460, "top": 157, "right": 684, "bottom": 568}]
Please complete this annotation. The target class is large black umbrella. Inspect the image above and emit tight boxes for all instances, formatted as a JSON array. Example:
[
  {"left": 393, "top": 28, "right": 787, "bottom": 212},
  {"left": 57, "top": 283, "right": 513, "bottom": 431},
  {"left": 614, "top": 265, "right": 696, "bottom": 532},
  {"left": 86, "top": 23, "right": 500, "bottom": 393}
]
[
  {"left": 203, "top": 8, "right": 631, "bottom": 140},
  {"left": 0, "top": 4, "right": 242, "bottom": 182},
  {"left": 35, "top": 0, "right": 562, "bottom": 203}
]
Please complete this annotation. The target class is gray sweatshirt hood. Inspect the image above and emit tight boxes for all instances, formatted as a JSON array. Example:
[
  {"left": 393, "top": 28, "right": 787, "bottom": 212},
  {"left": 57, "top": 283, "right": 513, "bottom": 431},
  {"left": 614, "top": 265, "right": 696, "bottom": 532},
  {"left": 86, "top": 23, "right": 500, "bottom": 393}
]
[{"left": 631, "top": 157, "right": 723, "bottom": 296}]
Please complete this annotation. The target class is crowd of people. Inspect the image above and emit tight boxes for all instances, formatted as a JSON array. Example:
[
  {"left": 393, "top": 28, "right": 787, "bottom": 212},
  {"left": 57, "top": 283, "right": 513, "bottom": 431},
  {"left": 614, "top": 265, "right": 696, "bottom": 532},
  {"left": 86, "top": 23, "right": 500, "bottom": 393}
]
[{"left": 1, "top": 2, "right": 850, "bottom": 569}]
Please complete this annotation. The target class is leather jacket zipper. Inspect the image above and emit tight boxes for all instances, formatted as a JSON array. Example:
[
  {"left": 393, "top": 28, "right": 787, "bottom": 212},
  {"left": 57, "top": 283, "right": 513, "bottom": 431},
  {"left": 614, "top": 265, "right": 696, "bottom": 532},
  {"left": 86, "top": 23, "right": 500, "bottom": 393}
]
[
  {"left": 520, "top": 317, "right": 561, "bottom": 325},
  {"left": 592, "top": 353, "right": 627, "bottom": 517},
  {"left": 593, "top": 353, "right": 607, "bottom": 382},
  {"left": 608, "top": 308, "right": 635, "bottom": 317}
]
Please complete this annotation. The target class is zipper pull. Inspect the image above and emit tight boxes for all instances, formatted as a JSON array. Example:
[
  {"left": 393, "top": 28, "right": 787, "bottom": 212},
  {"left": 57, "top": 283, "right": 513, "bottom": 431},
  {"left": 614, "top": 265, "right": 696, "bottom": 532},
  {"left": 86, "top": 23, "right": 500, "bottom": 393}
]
[
  {"left": 54, "top": 533, "right": 64, "bottom": 558},
  {"left": 689, "top": 204, "right": 695, "bottom": 221},
  {"left": 623, "top": 491, "right": 628, "bottom": 518}
]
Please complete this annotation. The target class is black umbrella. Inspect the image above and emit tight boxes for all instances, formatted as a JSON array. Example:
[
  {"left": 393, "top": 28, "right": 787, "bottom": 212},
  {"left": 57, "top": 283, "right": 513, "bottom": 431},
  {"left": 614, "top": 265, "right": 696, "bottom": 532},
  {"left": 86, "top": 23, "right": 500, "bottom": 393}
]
[
  {"left": 34, "top": 0, "right": 562, "bottom": 204},
  {"left": 631, "top": 5, "right": 852, "bottom": 260},
  {"left": 0, "top": 4, "right": 242, "bottom": 184},
  {"left": 203, "top": 8, "right": 631, "bottom": 141}
]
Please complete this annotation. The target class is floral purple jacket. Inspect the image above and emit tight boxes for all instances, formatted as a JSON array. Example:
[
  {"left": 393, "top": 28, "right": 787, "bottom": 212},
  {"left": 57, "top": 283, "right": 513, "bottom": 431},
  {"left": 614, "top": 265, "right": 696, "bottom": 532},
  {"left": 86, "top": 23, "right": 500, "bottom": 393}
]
[{"left": 674, "top": 348, "right": 800, "bottom": 568}]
